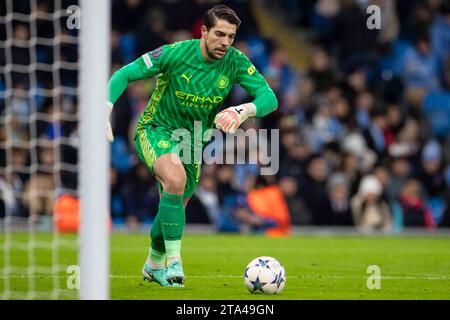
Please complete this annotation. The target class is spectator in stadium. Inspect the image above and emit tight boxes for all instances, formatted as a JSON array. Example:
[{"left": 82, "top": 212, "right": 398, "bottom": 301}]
[
  {"left": 326, "top": 172, "right": 353, "bottom": 226},
  {"left": 400, "top": 34, "right": 441, "bottom": 117},
  {"left": 110, "top": 135, "right": 135, "bottom": 174},
  {"left": 395, "top": 179, "right": 436, "bottom": 229},
  {"left": 408, "top": 1, "right": 436, "bottom": 41},
  {"left": 339, "top": 151, "right": 362, "bottom": 196},
  {"left": 263, "top": 45, "right": 296, "bottom": 95},
  {"left": 195, "top": 174, "right": 221, "bottom": 229},
  {"left": 351, "top": 175, "right": 392, "bottom": 232},
  {"left": 112, "top": 0, "right": 147, "bottom": 33},
  {"left": 10, "top": 115, "right": 30, "bottom": 144},
  {"left": 376, "top": 0, "right": 400, "bottom": 49},
  {"left": 280, "top": 88, "right": 302, "bottom": 118},
  {"left": 213, "top": 165, "right": 234, "bottom": 201},
  {"left": 385, "top": 103, "right": 405, "bottom": 136},
  {"left": 10, "top": 82, "right": 30, "bottom": 125},
  {"left": 392, "top": 118, "right": 421, "bottom": 158},
  {"left": 341, "top": 132, "right": 377, "bottom": 174},
  {"left": 355, "top": 91, "right": 375, "bottom": 130},
  {"left": 278, "top": 136, "right": 310, "bottom": 180},
  {"left": 416, "top": 139, "right": 446, "bottom": 198},
  {"left": 279, "top": 175, "right": 311, "bottom": 225},
  {"left": 23, "top": 173, "right": 54, "bottom": 218},
  {"left": 440, "top": 166, "right": 450, "bottom": 227},
  {"left": 111, "top": 29, "right": 126, "bottom": 65},
  {"left": 11, "top": 148, "right": 29, "bottom": 187},
  {"left": 332, "top": 0, "right": 379, "bottom": 73},
  {"left": 362, "top": 108, "right": 389, "bottom": 156},
  {"left": 296, "top": 76, "right": 315, "bottom": 116},
  {"left": 372, "top": 164, "right": 392, "bottom": 200},
  {"left": 11, "top": 24, "right": 30, "bottom": 68},
  {"left": 135, "top": 7, "right": 169, "bottom": 57},
  {"left": 387, "top": 156, "right": 412, "bottom": 203},
  {"left": 300, "top": 155, "right": 331, "bottom": 225},
  {"left": 309, "top": 96, "right": 345, "bottom": 151},
  {"left": 310, "top": 0, "right": 341, "bottom": 45},
  {"left": 120, "top": 163, "right": 160, "bottom": 229},
  {"left": 322, "top": 141, "right": 342, "bottom": 172},
  {"left": 307, "top": 47, "right": 337, "bottom": 93},
  {"left": 219, "top": 174, "right": 277, "bottom": 233},
  {"left": 233, "top": 194, "right": 277, "bottom": 234},
  {"left": 0, "top": 174, "right": 16, "bottom": 219},
  {"left": 430, "top": 0, "right": 450, "bottom": 64},
  {"left": 345, "top": 68, "right": 368, "bottom": 98},
  {"left": 332, "top": 96, "right": 352, "bottom": 131}
]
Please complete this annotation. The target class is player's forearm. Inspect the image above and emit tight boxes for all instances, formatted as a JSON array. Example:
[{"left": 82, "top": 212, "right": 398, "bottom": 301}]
[
  {"left": 108, "top": 61, "right": 147, "bottom": 104},
  {"left": 252, "top": 89, "right": 278, "bottom": 118}
]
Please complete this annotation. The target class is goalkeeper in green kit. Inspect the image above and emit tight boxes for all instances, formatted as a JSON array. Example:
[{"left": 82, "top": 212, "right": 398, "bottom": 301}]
[{"left": 107, "top": 5, "right": 278, "bottom": 287}]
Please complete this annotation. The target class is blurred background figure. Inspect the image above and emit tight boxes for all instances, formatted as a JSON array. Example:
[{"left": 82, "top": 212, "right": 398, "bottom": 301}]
[
  {"left": 326, "top": 172, "right": 353, "bottom": 226},
  {"left": 351, "top": 175, "right": 392, "bottom": 232}
]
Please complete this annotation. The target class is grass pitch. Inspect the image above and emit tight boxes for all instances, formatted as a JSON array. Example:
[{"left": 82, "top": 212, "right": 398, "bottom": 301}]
[{"left": 1, "top": 232, "right": 450, "bottom": 299}]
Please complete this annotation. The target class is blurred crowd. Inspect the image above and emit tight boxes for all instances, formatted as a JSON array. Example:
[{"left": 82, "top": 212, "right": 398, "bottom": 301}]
[
  {"left": 0, "top": 0, "right": 79, "bottom": 223},
  {"left": 1, "top": 0, "right": 450, "bottom": 233},
  {"left": 264, "top": 0, "right": 450, "bottom": 232}
]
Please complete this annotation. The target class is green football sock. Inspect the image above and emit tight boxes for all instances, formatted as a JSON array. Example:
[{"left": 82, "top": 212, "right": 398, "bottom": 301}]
[
  {"left": 158, "top": 191, "right": 185, "bottom": 241},
  {"left": 150, "top": 216, "right": 166, "bottom": 253}
]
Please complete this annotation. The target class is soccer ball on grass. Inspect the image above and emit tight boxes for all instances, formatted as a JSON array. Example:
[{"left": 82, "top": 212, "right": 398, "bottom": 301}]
[{"left": 244, "top": 256, "right": 286, "bottom": 294}]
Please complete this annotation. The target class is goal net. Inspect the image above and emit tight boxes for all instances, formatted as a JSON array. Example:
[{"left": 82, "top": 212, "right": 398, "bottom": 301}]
[{"left": 0, "top": 0, "right": 109, "bottom": 300}]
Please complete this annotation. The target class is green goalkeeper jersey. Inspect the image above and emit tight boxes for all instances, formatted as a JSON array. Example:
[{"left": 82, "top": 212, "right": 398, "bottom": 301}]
[{"left": 108, "top": 39, "right": 277, "bottom": 138}]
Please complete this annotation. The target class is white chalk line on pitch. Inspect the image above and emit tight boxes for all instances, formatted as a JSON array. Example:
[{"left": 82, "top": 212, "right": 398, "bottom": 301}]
[
  {"left": 2, "top": 274, "right": 450, "bottom": 280},
  {"left": 115, "top": 274, "right": 450, "bottom": 280},
  {"left": 3, "top": 246, "right": 449, "bottom": 254}
]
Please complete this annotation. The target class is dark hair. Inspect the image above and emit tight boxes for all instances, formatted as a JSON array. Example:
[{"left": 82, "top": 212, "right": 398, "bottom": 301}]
[{"left": 203, "top": 5, "right": 241, "bottom": 30}]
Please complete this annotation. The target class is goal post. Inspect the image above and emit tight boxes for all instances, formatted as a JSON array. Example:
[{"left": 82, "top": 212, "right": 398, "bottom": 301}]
[{"left": 79, "top": 0, "right": 110, "bottom": 300}]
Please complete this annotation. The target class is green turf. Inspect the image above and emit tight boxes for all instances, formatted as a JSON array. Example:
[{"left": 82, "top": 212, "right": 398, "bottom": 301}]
[{"left": 1, "top": 232, "right": 450, "bottom": 299}]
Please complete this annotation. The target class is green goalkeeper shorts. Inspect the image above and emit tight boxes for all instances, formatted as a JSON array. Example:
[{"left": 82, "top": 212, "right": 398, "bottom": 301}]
[{"left": 134, "top": 125, "right": 201, "bottom": 199}]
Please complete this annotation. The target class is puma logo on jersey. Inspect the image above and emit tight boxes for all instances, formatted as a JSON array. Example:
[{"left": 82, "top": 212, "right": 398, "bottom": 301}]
[{"left": 181, "top": 74, "right": 192, "bottom": 84}]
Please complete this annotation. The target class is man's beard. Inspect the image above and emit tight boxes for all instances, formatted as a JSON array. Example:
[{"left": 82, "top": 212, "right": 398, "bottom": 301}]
[{"left": 205, "top": 42, "right": 225, "bottom": 60}]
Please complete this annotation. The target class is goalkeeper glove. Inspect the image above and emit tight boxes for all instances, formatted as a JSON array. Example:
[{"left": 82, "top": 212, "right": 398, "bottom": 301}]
[
  {"left": 214, "top": 103, "right": 256, "bottom": 134},
  {"left": 107, "top": 101, "right": 114, "bottom": 142}
]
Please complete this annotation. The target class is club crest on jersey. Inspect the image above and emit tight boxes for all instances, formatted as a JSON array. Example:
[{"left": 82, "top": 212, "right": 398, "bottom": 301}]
[
  {"left": 152, "top": 47, "right": 164, "bottom": 59},
  {"left": 158, "top": 140, "right": 171, "bottom": 148},
  {"left": 216, "top": 75, "right": 229, "bottom": 89}
]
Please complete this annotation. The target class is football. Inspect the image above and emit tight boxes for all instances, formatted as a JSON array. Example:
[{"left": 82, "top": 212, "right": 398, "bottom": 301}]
[{"left": 244, "top": 256, "right": 286, "bottom": 294}]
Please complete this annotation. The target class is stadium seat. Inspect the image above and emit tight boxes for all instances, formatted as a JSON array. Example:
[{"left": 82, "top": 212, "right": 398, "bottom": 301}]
[
  {"left": 111, "top": 136, "right": 134, "bottom": 173},
  {"left": 379, "top": 40, "right": 412, "bottom": 75},
  {"left": 427, "top": 197, "right": 446, "bottom": 225},
  {"left": 119, "top": 33, "right": 137, "bottom": 64},
  {"left": 390, "top": 201, "right": 404, "bottom": 232},
  {"left": 423, "top": 92, "right": 450, "bottom": 137}
]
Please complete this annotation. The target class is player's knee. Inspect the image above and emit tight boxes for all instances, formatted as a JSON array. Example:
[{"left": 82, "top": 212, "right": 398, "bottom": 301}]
[{"left": 163, "top": 172, "right": 186, "bottom": 195}]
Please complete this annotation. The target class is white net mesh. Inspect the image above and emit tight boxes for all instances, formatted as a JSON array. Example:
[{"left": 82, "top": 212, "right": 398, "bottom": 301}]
[{"left": 1, "top": 0, "right": 80, "bottom": 300}]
